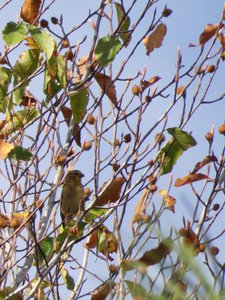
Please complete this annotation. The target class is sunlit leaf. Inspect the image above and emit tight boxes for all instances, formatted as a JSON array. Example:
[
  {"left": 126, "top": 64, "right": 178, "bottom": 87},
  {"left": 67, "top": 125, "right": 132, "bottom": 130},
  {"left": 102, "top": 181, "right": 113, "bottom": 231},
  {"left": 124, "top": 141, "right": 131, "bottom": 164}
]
[
  {"left": 0, "top": 66, "right": 12, "bottom": 112},
  {"left": 70, "top": 88, "right": 89, "bottom": 123},
  {"left": 199, "top": 23, "right": 220, "bottom": 45},
  {"left": 0, "top": 140, "right": 14, "bottom": 159},
  {"left": 2, "top": 22, "right": 27, "bottom": 46},
  {"left": 94, "top": 72, "right": 118, "bottom": 107},
  {"left": 167, "top": 127, "right": 197, "bottom": 150},
  {"left": 13, "top": 49, "right": 40, "bottom": 81},
  {"left": 174, "top": 173, "right": 208, "bottom": 187},
  {"left": 191, "top": 155, "right": 217, "bottom": 174},
  {"left": 95, "top": 35, "right": 122, "bottom": 67},
  {"left": 20, "top": 0, "right": 42, "bottom": 26},
  {"left": 115, "top": 3, "right": 131, "bottom": 46},
  {"left": 143, "top": 23, "right": 167, "bottom": 55},
  {"left": 95, "top": 177, "right": 126, "bottom": 206},
  {"left": 61, "top": 267, "right": 75, "bottom": 291},
  {"left": 29, "top": 27, "right": 56, "bottom": 60}
]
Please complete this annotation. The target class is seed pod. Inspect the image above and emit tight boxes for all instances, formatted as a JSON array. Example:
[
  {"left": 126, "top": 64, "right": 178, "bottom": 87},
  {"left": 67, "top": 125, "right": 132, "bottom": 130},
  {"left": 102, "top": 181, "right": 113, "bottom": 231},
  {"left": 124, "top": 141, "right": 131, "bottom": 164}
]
[
  {"left": 205, "top": 131, "right": 213, "bottom": 143},
  {"left": 84, "top": 187, "right": 91, "bottom": 198},
  {"left": 155, "top": 133, "right": 165, "bottom": 145},
  {"left": 112, "top": 163, "right": 120, "bottom": 172},
  {"left": 51, "top": 17, "right": 58, "bottom": 24},
  {"left": 132, "top": 84, "right": 140, "bottom": 96},
  {"left": 218, "top": 124, "right": 225, "bottom": 135},
  {"left": 56, "top": 155, "right": 67, "bottom": 165},
  {"left": 124, "top": 134, "right": 131, "bottom": 143},
  {"left": 40, "top": 19, "right": 49, "bottom": 28},
  {"left": 149, "top": 184, "right": 157, "bottom": 193},
  {"left": 114, "top": 139, "right": 120, "bottom": 147},
  {"left": 210, "top": 246, "right": 219, "bottom": 256},
  {"left": 83, "top": 141, "right": 92, "bottom": 151},
  {"left": 205, "top": 65, "right": 215, "bottom": 73},
  {"left": 86, "top": 113, "right": 96, "bottom": 125},
  {"left": 212, "top": 203, "right": 220, "bottom": 211},
  {"left": 162, "top": 6, "right": 172, "bottom": 17},
  {"left": 65, "top": 49, "right": 73, "bottom": 61},
  {"left": 62, "top": 39, "right": 69, "bottom": 48}
]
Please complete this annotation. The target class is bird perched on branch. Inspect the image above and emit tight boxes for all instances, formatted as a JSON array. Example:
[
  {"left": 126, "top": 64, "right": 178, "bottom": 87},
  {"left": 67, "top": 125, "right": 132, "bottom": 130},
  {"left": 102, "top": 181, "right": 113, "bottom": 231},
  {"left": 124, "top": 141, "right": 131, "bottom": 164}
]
[{"left": 60, "top": 170, "right": 84, "bottom": 227}]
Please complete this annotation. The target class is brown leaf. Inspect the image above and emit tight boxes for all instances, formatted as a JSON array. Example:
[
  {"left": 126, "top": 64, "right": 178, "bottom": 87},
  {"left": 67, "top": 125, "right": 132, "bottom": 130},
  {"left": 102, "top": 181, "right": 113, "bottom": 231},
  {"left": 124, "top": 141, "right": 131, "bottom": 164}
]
[
  {"left": 77, "top": 54, "right": 98, "bottom": 79},
  {"left": 218, "top": 33, "right": 225, "bottom": 48},
  {"left": 20, "top": 90, "right": 37, "bottom": 107},
  {"left": 85, "top": 225, "right": 118, "bottom": 257},
  {"left": 191, "top": 155, "right": 217, "bottom": 174},
  {"left": 199, "top": 23, "right": 220, "bottom": 45},
  {"left": 0, "top": 213, "right": 9, "bottom": 228},
  {"left": 176, "top": 85, "right": 186, "bottom": 97},
  {"left": 179, "top": 223, "right": 204, "bottom": 255},
  {"left": 95, "top": 177, "right": 126, "bottom": 206},
  {"left": 131, "top": 188, "right": 149, "bottom": 225},
  {"left": 164, "top": 195, "right": 176, "bottom": 213},
  {"left": 138, "top": 238, "right": 172, "bottom": 266},
  {"left": 148, "top": 76, "right": 161, "bottom": 85},
  {"left": 94, "top": 72, "right": 118, "bottom": 108},
  {"left": 0, "top": 140, "right": 14, "bottom": 160},
  {"left": 143, "top": 23, "right": 167, "bottom": 55},
  {"left": 174, "top": 173, "right": 208, "bottom": 187},
  {"left": 20, "top": 0, "right": 42, "bottom": 26},
  {"left": 91, "top": 282, "right": 116, "bottom": 300},
  {"left": 61, "top": 106, "right": 81, "bottom": 147}
]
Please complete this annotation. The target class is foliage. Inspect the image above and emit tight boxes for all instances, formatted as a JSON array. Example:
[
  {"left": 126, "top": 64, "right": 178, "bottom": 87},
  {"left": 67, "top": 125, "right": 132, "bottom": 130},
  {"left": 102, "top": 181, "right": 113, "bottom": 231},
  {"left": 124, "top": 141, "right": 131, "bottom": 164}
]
[{"left": 0, "top": 0, "right": 224, "bottom": 299}]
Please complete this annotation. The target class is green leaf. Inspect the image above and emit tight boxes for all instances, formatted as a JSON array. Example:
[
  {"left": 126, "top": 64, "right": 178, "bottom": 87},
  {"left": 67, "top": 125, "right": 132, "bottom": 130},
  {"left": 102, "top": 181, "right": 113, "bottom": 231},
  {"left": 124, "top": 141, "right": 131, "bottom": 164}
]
[
  {"left": 85, "top": 208, "right": 108, "bottom": 222},
  {"left": 95, "top": 35, "right": 122, "bottom": 67},
  {"left": 115, "top": 3, "right": 131, "bottom": 46},
  {"left": 0, "top": 67, "right": 12, "bottom": 113},
  {"left": 158, "top": 128, "right": 196, "bottom": 175},
  {"left": 61, "top": 267, "right": 75, "bottom": 290},
  {"left": 125, "top": 280, "right": 148, "bottom": 299},
  {"left": 28, "top": 26, "right": 56, "bottom": 60},
  {"left": 70, "top": 89, "right": 89, "bottom": 123},
  {"left": 39, "top": 237, "right": 54, "bottom": 262},
  {"left": 167, "top": 127, "right": 197, "bottom": 150},
  {"left": 13, "top": 49, "right": 40, "bottom": 81},
  {"left": 1, "top": 108, "right": 38, "bottom": 136},
  {"left": 8, "top": 146, "right": 32, "bottom": 161},
  {"left": 10, "top": 83, "right": 27, "bottom": 108},
  {"left": 43, "top": 71, "right": 62, "bottom": 100},
  {"left": 57, "top": 55, "right": 67, "bottom": 88},
  {"left": 2, "top": 22, "right": 26, "bottom": 47}
]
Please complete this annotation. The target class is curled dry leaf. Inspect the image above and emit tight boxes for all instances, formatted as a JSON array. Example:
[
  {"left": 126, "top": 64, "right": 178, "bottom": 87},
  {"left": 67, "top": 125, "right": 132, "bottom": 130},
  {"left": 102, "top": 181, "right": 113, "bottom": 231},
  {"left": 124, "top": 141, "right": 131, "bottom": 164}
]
[
  {"left": 138, "top": 238, "right": 172, "bottom": 266},
  {"left": 131, "top": 188, "right": 149, "bottom": 225},
  {"left": 91, "top": 281, "right": 116, "bottom": 300},
  {"left": 143, "top": 23, "right": 167, "bottom": 55},
  {"left": 174, "top": 173, "right": 209, "bottom": 187},
  {"left": 159, "top": 190, "right": 176, "bottom": 213},
  {"left": 191, "top": 155, "right": 217, "bottom": 174},
  {"left": 95, "top": 177, "right": 126, "bottom": 206},
  {"left": 179, "top": 223, "right": 205, "bottom": 255},
  {"left": 20, "top": 90, "right": 37, "bottom": 107},
  {"left": 0, "top": 140, "right": 14, "bottom": 160},
  {"left": 94, "top": 72, "right": 118, "bottom": 108},
  {"left": 20, "top": 0, "right": 42, "bottom": 26},
  {"left": 199, "top": 23, "right": 221, "bottom": 45},
  {"left": 85, "top": 225, "right": 118, "bottom": 257}
]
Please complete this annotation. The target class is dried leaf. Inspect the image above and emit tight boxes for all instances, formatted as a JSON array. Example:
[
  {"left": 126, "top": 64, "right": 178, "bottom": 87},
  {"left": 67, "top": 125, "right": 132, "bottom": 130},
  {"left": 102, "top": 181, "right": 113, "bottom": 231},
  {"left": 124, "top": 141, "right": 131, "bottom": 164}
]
[
  {"left": 174, "top": 173, "right": 209, "bottom": 187},
  {"left": 148, "top": 76, "right": 161, "bottom": 85},
  {"left": 91, "top": 282, "right": 116, "bottom": 300},
  {"left": 177, "top": 85, "right": 185, "bottom": 96},
  {"left": 131, "top": 188, "right": 149, "bottom": 225},
  {"left": 218, "top": 33, "right": 225, "bottom": 48},
  {"left": 20, "top": 90, "right": 37, "bottom": 107},
  {"left": 0, "top": 140, "right": 14, "bottom": 159},
  {"left": 159, "top": 190, "right": 176, "bottom": 213},
  {"left": 0, "top": 212, "right": 9, "bottom": 228},
  {"left": 199, "top": 23, "right": 220, "bottom": 45},
  {"left": 191, "top": 155, "right": 217, "bottom": 174},
  {"left": 179, "top": 223, "right": 204, "bottom": 255},
  {"left": 61, "top": 106, "right": 81, "bottom": 147},
  {"left": 138, "top": 238, "right": 172, "bottom": 266},
  {"left": 143, "top": 23, "right": 167, "bottom": 55},
  {"left": 95, "top": 177, "right": 126, "bottom": 206},
  {"left": 94, "top": 72, "right": 118, "bottom": 108},
  {"left": 20, "top": 0, "right": 42, "bottom": 26}
]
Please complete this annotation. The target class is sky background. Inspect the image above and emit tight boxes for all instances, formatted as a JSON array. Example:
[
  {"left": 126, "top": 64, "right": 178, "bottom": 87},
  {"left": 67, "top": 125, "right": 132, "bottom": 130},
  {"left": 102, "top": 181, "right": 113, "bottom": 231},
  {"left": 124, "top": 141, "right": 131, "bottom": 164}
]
[{"left": 0, "top": 0, "right": 225, "bottom": 298}]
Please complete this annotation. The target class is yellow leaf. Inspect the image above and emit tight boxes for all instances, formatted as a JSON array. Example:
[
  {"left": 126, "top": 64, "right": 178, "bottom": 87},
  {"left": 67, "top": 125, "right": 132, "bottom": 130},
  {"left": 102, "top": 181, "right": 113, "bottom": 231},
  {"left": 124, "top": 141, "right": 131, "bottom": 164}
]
[
  {"left": 0, "top": 140, "right": 14, "bottom": 160},
  {"left": 143, "top": 23, "right": 167, "bottom": 55}
]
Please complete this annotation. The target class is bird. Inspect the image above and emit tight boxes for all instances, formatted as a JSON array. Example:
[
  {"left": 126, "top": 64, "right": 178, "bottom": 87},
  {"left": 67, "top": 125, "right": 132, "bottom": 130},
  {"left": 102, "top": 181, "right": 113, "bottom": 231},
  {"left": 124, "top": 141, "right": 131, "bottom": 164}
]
[{"left": 60, "top": 170, "right": 84, "bottom": 227}]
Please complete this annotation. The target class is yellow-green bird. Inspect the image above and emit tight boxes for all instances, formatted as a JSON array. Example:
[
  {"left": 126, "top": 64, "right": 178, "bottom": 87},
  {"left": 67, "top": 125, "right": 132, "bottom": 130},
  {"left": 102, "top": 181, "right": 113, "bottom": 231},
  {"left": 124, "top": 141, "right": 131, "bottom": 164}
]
[{"left": 60, "top": 170, "right": 84, "bottom": 227}]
